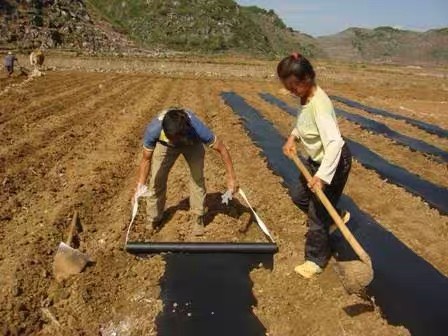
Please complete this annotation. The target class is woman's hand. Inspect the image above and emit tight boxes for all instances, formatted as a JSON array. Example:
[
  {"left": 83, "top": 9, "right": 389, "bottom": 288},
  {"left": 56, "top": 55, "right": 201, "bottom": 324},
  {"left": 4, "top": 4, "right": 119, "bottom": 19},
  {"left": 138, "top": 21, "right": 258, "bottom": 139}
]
[
  {"left": 308, "top": 175, "right": 324, "bottom": 192},
  {"left": 283, "top": 136, "right": 297, "bottom": 157}
]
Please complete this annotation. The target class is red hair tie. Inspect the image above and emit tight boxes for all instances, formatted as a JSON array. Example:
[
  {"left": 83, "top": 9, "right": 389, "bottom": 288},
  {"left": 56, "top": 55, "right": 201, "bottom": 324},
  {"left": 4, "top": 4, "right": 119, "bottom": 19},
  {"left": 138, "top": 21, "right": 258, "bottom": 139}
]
[{"left": 291, "top": 52, "right": 301, "bottom": 60}]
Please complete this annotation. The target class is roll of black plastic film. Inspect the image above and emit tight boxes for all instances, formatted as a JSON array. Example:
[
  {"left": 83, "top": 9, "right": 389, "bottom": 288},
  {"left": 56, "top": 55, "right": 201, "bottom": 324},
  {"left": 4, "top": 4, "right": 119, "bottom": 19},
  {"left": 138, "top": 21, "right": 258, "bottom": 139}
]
[{"left": 126, "top": 242, "right": 278, "bottom": 254}]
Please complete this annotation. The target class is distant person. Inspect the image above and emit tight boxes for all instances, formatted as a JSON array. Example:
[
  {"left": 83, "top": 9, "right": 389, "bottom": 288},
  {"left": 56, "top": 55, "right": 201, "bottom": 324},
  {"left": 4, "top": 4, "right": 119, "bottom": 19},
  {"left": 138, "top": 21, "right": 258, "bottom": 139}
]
[
  {"left": 134, "top": 107, "right": 239, "bottom": 236},
  {"left": 30, "top": 49, "right": 45, "bottom": 69},
  {"left": 278, "top": 53, "right": 352, "bottom": 278},
  {"left": 4, "top": 51, "right": 18, "bottom": 78}
]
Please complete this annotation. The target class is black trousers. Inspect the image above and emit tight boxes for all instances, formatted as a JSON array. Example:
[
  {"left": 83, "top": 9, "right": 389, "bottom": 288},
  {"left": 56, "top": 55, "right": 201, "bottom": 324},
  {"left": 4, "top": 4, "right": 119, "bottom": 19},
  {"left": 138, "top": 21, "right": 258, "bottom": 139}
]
[
  {"left": 295, "top": 143, "right": 352, "bottom": 267},
  {"left": 5, "top": 65, "right": 13, "bottom": 76}
]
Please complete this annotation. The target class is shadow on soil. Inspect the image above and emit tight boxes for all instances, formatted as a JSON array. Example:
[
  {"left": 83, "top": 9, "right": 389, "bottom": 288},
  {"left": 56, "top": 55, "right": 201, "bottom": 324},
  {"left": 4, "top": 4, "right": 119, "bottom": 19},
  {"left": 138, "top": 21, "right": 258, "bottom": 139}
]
[{"left": 163, "top": 192, "right": 254, "bottom": 228}]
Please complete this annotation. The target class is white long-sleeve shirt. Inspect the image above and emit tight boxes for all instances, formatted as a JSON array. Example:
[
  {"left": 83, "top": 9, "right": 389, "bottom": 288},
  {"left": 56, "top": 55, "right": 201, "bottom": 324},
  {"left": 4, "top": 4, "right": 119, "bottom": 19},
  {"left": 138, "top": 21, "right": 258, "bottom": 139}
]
[{"left": 291, "top": 86, "right": 345, "bottom": 184}]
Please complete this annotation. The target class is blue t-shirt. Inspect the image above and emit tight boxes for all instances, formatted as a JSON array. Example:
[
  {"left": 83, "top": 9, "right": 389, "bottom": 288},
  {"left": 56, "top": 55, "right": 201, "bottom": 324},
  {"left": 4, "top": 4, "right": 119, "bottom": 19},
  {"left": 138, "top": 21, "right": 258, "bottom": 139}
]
[
  {"left": 143, "top": 109, "right": 216, "bottom": 150},
  {"left": 4, "top": 55, "right": 17, "bottom": 67}
]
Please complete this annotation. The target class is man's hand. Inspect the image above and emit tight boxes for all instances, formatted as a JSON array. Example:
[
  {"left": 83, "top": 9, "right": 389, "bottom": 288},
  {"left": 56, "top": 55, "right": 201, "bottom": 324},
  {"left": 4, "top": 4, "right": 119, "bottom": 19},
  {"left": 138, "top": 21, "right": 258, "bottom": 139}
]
[
  {"left": 227, "top": 177, "right": 239, "bottom": 194},
  {"left": 308, "top": 175, "right": 324, "bottom": 192},
  {"left": 283, "top": 136, "right": 297, "bottom": 157},
  {"left": 132, "top": 183, "right": 146, "bottom": 204},
  {"left": 133, "top": 149, "right": 153, "bottom": 203},
  {"left": 213, "top": 139, "right": 238, "bottom": 194}
]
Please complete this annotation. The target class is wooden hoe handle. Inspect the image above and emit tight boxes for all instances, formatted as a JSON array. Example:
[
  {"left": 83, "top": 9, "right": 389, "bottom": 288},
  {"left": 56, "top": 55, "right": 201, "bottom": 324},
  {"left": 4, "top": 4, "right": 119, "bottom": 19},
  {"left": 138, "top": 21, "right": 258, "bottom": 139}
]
[
  {"left": 66, "top": 211, "right": 78, "bottom": 246},
  {"left": 289, "top": 154, "right": 372, "bottom": 266}
]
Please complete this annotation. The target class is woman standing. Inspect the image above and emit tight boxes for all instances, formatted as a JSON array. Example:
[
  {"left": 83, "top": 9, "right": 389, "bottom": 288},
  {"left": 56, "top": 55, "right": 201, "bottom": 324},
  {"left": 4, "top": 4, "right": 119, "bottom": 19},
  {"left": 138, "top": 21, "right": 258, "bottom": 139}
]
[{"left": 279, "top": 53, "right": 352, "bottom": 278}]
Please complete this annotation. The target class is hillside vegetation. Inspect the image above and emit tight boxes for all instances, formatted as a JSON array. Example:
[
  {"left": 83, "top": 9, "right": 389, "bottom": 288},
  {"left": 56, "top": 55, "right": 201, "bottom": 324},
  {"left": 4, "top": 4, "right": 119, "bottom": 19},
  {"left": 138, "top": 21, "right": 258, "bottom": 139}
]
[{"left": 87, "top": 0, "right": 318, "bottom": 56}]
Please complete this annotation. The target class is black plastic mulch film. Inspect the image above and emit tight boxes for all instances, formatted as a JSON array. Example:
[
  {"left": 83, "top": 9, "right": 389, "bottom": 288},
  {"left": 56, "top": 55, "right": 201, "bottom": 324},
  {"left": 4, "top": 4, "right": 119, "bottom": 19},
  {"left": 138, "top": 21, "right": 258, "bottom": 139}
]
[
  {"left": 221, "top": 91, "right": 448, "bottom": 336},
  {"left": 259, "top": 92, "right": 448, "bottom": 215}
]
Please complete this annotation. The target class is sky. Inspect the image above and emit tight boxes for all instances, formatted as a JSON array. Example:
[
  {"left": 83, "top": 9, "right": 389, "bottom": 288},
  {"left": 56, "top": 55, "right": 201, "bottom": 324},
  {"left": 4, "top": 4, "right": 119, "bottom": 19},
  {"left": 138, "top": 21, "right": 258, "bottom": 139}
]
[{"left": 236, "top": 0, "right": 448, "bottom": 36}]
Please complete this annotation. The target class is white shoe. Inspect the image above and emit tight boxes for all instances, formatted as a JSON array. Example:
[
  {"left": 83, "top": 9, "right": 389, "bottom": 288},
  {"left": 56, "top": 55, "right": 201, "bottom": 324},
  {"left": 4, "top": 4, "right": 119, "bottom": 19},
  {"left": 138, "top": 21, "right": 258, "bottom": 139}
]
[{"left": 294, "top": 261, "right": 323, "bottom": 278}]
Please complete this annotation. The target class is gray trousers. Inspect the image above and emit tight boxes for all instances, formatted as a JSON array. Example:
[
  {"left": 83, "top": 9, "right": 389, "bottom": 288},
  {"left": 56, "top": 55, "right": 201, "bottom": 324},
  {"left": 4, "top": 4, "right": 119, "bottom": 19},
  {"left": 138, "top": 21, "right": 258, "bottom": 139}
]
[{"left": 146, "top": 143, "right": 206, "bottom": 223}]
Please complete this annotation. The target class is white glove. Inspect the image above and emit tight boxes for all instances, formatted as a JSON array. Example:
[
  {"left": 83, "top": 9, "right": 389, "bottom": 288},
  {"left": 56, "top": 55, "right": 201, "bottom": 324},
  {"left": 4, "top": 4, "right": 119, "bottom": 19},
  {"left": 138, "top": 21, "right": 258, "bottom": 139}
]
[
  {"left": 126, "top": 184, "right": 153, "bottom": 244},
  {"left": 132, "top": 184, "right": 153, "bottom": 206},
  {"left": 135, "top": 183, "right": 149, "bottom": 199},
  {"left": 221, "top": 190, "right": 233, "bottom": 205}
]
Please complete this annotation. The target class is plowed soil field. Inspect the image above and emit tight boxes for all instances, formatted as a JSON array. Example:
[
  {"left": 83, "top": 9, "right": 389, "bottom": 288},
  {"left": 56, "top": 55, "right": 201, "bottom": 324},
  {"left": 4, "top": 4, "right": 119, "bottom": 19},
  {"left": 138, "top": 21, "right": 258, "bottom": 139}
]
[{"left": 1, "top": 57, "right": 447, "bottom": 335}]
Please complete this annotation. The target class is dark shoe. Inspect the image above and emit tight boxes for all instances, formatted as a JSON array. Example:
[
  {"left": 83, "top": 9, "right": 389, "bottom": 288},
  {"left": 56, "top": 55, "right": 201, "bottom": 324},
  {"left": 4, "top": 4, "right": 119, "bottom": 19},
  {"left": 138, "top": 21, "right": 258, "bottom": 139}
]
[{"left": 192, "top": 216, "right": 205, "bottom": 237}]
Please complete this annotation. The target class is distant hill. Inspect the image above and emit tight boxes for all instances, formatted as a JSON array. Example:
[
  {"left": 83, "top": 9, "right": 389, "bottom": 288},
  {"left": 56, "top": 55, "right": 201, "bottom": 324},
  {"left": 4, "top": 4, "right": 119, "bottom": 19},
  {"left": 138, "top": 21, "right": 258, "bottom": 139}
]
[
  {"left": 87, "top": 0, "right": 320, "bottom": 56},
  {"left": 1, "top": 1, "right": 447, "bottom": 64},
  {"left": 0, "top": 0, "right": 320, "bottom": 57},
  {"left": 317, "top": 26, "right": 448, "bottom": 65},
  {"left": 0, "top": 0, "right": 135, "bottom": 53}
]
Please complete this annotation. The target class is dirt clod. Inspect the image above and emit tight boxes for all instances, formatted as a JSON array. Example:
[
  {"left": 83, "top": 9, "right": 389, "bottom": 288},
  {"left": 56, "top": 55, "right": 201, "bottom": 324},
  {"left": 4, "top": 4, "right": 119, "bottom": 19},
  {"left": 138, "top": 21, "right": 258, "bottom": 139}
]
[
  {"left": 11, "top": 284, "right": 22, "bottom": 297},
  {"left": 335, "top": 261, "right": 374, "bottom": 295}
]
